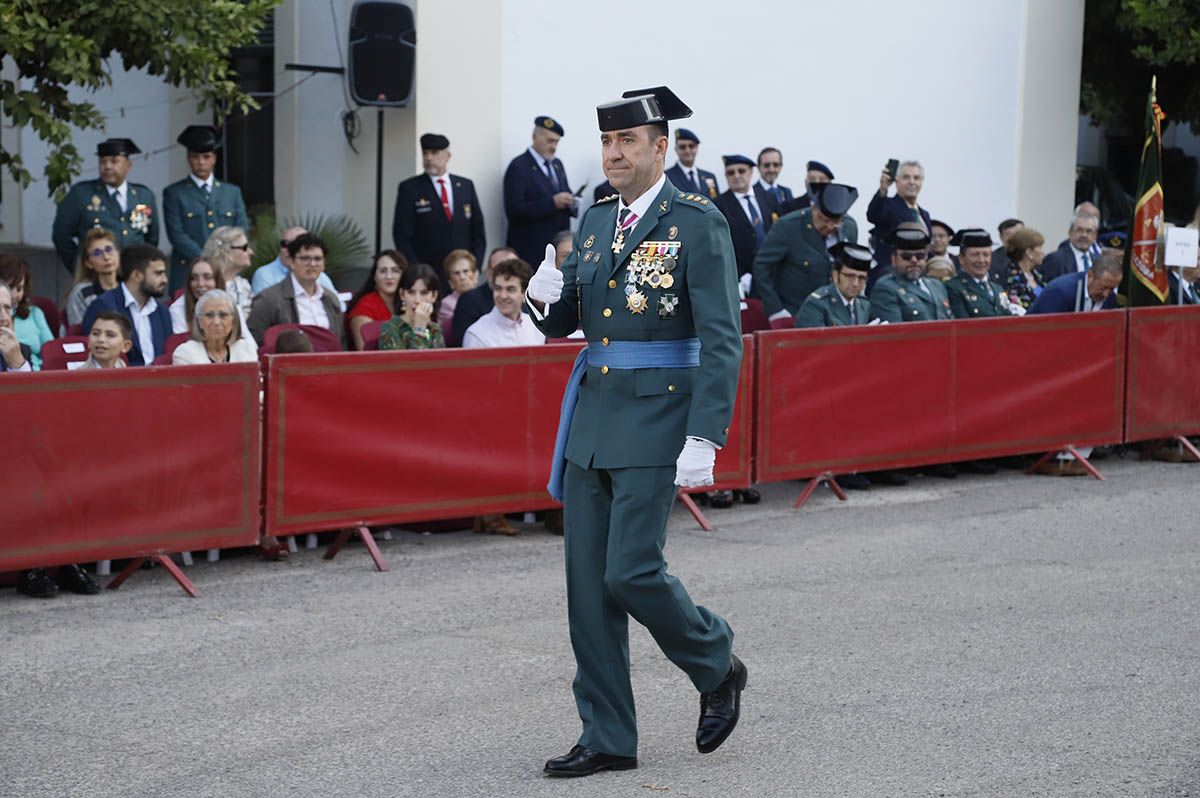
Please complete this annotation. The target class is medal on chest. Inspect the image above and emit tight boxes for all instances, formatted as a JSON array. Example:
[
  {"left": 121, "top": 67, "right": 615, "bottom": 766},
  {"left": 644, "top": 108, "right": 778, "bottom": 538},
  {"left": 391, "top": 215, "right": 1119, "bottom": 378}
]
[{"left": 625, "top": 241, "right": 681, "bottom": 298}]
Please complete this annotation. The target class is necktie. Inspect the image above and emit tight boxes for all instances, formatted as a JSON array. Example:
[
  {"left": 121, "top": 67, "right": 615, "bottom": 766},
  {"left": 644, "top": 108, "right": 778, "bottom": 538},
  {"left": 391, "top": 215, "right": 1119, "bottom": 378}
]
[
  {"left": 772, "top": 185, "right": 782, "bottom": 204},
  {"left": 1082, "top": 252, "right": 1091, "bottom": 272},
  {"left": 978, "top": 279, "right": 993, "bottom": 300},
  {"left": 688, "top": 169, "right": 698, "bottom": 191},
  {"left": 546, "top": 160, "right": 559, "bottom": 190},
  {"left": 743, "top": 195, "right": 765, "bottom": 246},
  {"left": 438, "top": 178, "right": 452, "bottom": 221},
  {"left": 849, "top": 300, "right": 858, "bottom": 325},
  {"left": 204, "top": 183, "right": 211, "bottom": 196},
  {"left": 111, "top": 188, "right": 126, "bottom": 213}
]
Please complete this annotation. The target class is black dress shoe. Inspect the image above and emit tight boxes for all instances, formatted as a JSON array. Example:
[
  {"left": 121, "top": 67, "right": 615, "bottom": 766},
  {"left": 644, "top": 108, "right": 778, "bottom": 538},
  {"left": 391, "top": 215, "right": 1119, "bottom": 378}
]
[
  {"left": 697, "top": 654, "right": 747, "bottom": 754},
  {"left": 733, "top": 488, "right": 761, "bottom": 504},
  {"left": 838, "top": 473, "right": 871, "bottom": 491},
  {"left": 923, "top": 463, "right": 958, "bottom": 479},
  {"left": 18, "top": 569, "right": 59, "bottom": 598},
  {"left": 57, "top": 564, "right": 100, "bottom": 595},
  {"left": 958, "top": 459, "right": 998, "bottom": 475},
  {"left": 708, "top": 490, "right": 734, "bottom": 509},
  {"left": 544, "top": 745, "right": 637, "bottom": 777},
  {"left": 867, "top": 470, "right": 908, "bottom": 486}
]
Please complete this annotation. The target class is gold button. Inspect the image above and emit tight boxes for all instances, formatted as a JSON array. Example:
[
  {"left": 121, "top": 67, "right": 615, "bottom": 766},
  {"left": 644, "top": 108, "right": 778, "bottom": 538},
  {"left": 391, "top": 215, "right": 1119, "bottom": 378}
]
[
  {"left": 122, "top": 229, "right": 128, "bottom": 235},
  {"left": 668, "top": 384, "right": 676, "bottom": 392},
  {"left": 601, "top": 337, "right": 609, "bottom": 346},
  {"left": 608, "top": 279, "right": 617, "bottom": 288},
  {"left": 603, "top": 308, "right": 612, "bottom": 318},
  {"left": 600, "top": 365, "right": 609, "bottom": 374},
  {"left": 208, "top": 223, "right": 215, "bottom": 229},
  {"left": 207, "top": 210, "right": 214, "bottom": 216}
]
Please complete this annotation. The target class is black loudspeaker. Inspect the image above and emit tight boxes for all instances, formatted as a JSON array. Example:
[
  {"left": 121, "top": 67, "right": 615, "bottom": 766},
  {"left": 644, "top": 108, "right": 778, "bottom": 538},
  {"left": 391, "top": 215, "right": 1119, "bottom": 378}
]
[{"left": 348, "top": 0, "right": 416, "bottom": 107}]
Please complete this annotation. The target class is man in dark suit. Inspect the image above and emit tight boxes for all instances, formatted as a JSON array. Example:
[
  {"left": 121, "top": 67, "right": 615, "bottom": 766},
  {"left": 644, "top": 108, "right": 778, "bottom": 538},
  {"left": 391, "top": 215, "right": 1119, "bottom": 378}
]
[
  {"left": 779, "top": 160, "right": 834, "bottom": 215},
  {"left": 81, "top": 244, "right": 171, "bottom": 366},
  {"left": 1041, "top": 214, "right": 1100, "bottom": 282},
  {"left": 664, "top": 128, "right": 720, "bottom": 199},
  {"left": 754, "top": 147, "right": 794, "bottom": 208},
  {"left": 448, "top": 246, "right": 517, "bottom": 347},
  {"left": 866, "top": 159, "right": 933, "bottom": 291},
  {"left": 1028, "top": 248, "right": 1122, "bottom": 314},
  {"left": 714, "top": 154, "right": 779, "bottom": 284},
  {"left": 504, "top": 116, "right": 577, "bottom": 265},
  {"left": 988, "top": 218, "right": 1023, "bottom": 281},
  {"left": 393, "top": 133, "right": 487, "bottom": 286},
  {"left": 592, "top": 180, "right": 616, "bottom": 203}
]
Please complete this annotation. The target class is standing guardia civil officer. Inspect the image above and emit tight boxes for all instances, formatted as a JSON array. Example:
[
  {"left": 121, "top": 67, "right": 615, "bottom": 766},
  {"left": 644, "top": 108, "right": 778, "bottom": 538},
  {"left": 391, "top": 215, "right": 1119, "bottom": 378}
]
[
  {"left": 162, "top": 125, "right": 248, "bottom": 290},
  {"left": 52, "top": 138, "right": 159, "bottom": 272},
  {"left": 525, "top": 86, "right": 746, "bottom": 778}
]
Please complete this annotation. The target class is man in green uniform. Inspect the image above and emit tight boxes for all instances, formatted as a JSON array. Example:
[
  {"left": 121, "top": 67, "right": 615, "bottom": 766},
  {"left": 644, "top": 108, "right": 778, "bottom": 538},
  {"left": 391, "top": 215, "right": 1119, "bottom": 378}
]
[
  {"left": 526, "top": 86, "right": 746, "bottom": 778},
  {"left": 945, "top": 228, "right": 1013, "bottom": 319},
  {"left": 868, "top": 222, "right": 952, "bottom": 323},
  {"left": 52, "top": 138, "right": 159, "bottom": 272},
  {"left": 795, "top": 242, "right": 874, "bottom": 328},
  {"left": 753, "top": 182, "right": 859, "bottom": 321},
  {"left": 162, "top": 125, "right": 249, "bottom": 289}
]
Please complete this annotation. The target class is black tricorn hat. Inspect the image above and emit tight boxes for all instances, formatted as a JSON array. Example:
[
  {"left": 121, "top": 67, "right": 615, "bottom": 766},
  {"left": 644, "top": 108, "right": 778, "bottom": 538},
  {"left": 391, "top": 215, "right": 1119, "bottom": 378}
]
[
  {"left": 813, "top": 183, "right": 859, "bottom": 218},
  {"left": 176, "top": 125, "right": 220, "bottom": 153},
  {"left": 97, "top": 138, "right": 141, "bottom": 157},
  {"left": 830, "top": 242, "right": 874, "bottom": 271},
  {"left": 952, "top": 227, "right": 993, "bottom": 249},
  {"left": 885, "top": 221, "right": 932, "bottom": 249},
  {"left": 596, "top": 86, "right": 693, "bottom": 132}
]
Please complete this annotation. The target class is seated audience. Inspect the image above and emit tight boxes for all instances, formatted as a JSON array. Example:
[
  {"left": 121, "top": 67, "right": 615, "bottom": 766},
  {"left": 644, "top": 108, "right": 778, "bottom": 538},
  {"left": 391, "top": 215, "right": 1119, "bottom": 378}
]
[
  {"left": 202, "top": 226, "right": 255, "bottom": 321},
  {"left": 347, "top": 250, "right": 406, "bottom": 350},
  {"left": 925, "top": 255, "right": 956, "bottom": 282},
  {"left": 251, "top": 225, "right": 343, "bottom": 307},
  {"left": 450, "top": 246, "right": 518, "bottom": 346},
  {"left": 81, "top": 244, "right": 171, "bottom": 366},
  {"left": 379, "top": 263, "right": 446, "bottom": 350},
  {"left": 988, "top": 217, "right": 1024, "bottom": 281},
  {"left": 929, "top": 220, "right": 956, "bottom": 267},
  {"left": 1041, "top": 213, "right": 1100, "bottom": 281},
  {"left": 868, "top": 224, "right": 952, "bottom": 323},
  {"left": 65, "top": 228, "right": 121, "bottom": 327},
  {"left": 173, "top": 289, "right": 258, "bottom": 364},
  {"left": 1002, "top": 228, "right": 1046, "bottom": 310},
  {"left": 463, "top": 257, "right": 544, "bottom": 348},
  {"left": 795, "top": 242, "right": 873, "bottom": 328},
  {"left": 1167, "top": 246, "right": 1200, "bottom": 305},
  {"left": 169, "top": 257, "right": 223, "bottom": 333},
  {"left": 274, "top": 329, "right": 314, "bottom": 353},
  {"left": 551, "top": 229, "right": 573, "bottom": 267},
  {"left": 0, "top": 283, "right": 32, "bottom": 372},
  {"left": 1028, "top": 248, "right": 1122, "bottom": 314},
  {"left": 247, "top": 233, "right": 346, "bottom": 347},
  {"left": 946, "top": 229, "right": 1012, "bottom": 318},
  {"left": 438, "top": 249, "right": 479, "bottom": 338},
  {"left": 0, "top": 254, "right": 53, "bottom": 369},
  {"left": 78, "top": 310, "right": 132, "bottom": 369}
]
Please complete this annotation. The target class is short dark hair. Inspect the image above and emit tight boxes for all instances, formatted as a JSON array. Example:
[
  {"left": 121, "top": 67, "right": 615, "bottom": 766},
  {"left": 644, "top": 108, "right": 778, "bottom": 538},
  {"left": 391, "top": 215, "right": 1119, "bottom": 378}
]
[
  {"left": 273, "top": 329, "right": 313, "bottom": 354},
  {"left": 491, "top": 258, "right": 533, "bottom": 291},
  {"left": 287, "top": 233, "right": 327, "bottom": 259},
  {"left": 649, "top": 122, "right": 669, "bottom": 142},
  {"left": 120, "top": 244, "right": 167, "bottom": 281},
  {"left": 997, "top": 218, "right": 1024, "bottom": 236},
  {"left": 757, "top": 147, "right": 781, "bottom": 165},
  {"left": 0, "top": 253, "right": 31, "bottom": 318},
  {"left": 92, "top": 310, "right": 132, "bottom": 340},
  {"left": 1093, "top": 248, "right": 1124, "bottom": 278},
  {"left": 551, "top": 230, "right": 573, "bottom": 248},
  {"left": 400, "top": 261, "right": 442, "bottom": 296}
]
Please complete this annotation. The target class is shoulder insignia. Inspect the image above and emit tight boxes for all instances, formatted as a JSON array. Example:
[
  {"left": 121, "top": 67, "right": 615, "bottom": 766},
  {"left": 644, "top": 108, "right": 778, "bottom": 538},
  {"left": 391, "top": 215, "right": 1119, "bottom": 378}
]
[
  {"left": 676, "top": 193, "right": 713, "bottom": 211},
  {"left": 595, "top": 193, "right": 619, "bottom": 204}
]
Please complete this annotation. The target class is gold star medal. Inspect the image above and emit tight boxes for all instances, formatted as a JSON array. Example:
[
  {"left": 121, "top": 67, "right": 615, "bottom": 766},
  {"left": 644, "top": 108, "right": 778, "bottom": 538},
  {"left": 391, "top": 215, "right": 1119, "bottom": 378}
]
[
  {"left": 626, "top": 290, "right": 648, "bottom": 314},
  {"left": 612, "top": 231, "right": 625, "bottom": 255}
]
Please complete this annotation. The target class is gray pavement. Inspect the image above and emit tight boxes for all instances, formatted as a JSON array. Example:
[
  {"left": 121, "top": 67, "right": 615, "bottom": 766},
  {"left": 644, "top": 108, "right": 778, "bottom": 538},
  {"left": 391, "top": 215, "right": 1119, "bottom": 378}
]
[{"left": 2, "top": 456, "right": 1198, "bottom": 797}]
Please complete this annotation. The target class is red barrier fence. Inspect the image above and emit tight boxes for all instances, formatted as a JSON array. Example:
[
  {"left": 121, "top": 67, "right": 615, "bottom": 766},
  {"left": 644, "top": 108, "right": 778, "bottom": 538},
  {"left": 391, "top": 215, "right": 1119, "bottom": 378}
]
[
  {"left": 0, "top": 364, "right": 261, "bottom": 572},
  {"left": 1126, "top": 306, "right": 1200, "bottom": 441},
  {"left": 754, "top": 313, "right": 1127, "bottom": 482}
]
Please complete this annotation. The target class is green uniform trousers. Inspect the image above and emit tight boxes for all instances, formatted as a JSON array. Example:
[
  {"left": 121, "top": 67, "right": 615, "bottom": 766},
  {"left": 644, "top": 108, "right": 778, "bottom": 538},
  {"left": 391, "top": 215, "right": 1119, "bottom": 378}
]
[{"left": 563, "top": 460, "right": 733, "bottom": 757}]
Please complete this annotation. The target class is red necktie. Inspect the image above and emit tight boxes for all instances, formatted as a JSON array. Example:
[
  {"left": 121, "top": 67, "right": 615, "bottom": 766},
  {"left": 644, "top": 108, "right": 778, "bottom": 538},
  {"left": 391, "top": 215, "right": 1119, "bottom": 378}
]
[{"left": 438, "top": 178, "right": 452, "bottom": 221}]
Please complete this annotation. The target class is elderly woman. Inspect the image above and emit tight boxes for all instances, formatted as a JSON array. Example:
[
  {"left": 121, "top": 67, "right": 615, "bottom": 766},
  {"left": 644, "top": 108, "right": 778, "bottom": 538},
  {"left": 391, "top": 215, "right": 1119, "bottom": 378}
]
[
  {"left": 347, "top": 249, "right": 406, "bottom": 349},
  {"left": 64, "top": 228, "right": 121, "bottom": 326},
  {"left": 924, "top": 255, "right": 956, "bottom": 282},
  {"left": 172, "top": 289, "right": 258, "bottom": 364},
  {"left": 201, "top": 226, "right": 255, "bottom": 322},
  {"left": 1002, "top": 227, "right": 1047, "bottom": 310},
  {"left": 437, "top": 249, "right": 479, "bottom": 338},
  {"left": 169, "top": 257, "right": 224, "bottom": 333}
]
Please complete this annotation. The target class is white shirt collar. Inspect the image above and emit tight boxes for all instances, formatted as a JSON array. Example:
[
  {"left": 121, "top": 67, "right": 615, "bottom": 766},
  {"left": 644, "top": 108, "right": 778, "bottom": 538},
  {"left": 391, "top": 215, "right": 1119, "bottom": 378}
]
[
  {"left": 527, "top": 147, "right": 550, "bottom": 169},
  {"left": 427, "top": 172, "right": 449, "bottom": 187},
  {"left": 291, "top": 273, "right": 323, "bottom": 299},
  {"left": 489, "top": 304, "right": 525, "bottom": 328},
  {"left": 755, "top": 179, "right": 775, "bottom": 190},
  {"left": 109, "top": 181, "right": 127, "bottom": 198},
  {"left": 189, "top": 173, "right": 214, "bottom": 191},
  {"left": 121, "top": 282, "right": 151, "bottom": 311},
  {"left": 618, "top": 173, "right": 667, "bottom": 225}
]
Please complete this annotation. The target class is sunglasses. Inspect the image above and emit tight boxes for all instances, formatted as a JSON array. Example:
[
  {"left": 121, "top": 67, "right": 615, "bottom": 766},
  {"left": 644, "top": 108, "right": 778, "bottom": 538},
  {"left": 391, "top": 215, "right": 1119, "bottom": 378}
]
[
  {"left": 89, "top": 244, "right": 117, "bottom": 258},
  {"left": 897, "top": 251, "right": 928, "bottom": 262},
  {"left": 230, "top": 242, "right": 252, "bottom": 251}
]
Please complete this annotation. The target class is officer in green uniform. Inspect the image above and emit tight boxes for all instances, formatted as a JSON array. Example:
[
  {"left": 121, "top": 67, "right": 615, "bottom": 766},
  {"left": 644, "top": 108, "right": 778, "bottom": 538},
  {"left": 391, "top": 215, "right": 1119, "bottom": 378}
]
[
  {"left": 795, "top": 242, "right": 874, "bottom": 327},
  {"left": 868, "top": 222, "right": 952, "bottom": 322},
  {"left": 945, "top": 228, "right": 1012, "bottom": 318},
  {"left": 526, "top": 86, "right": 747, "bottom": 778},
  {"left": 753, "top": 182, "right": 860, "bottom": 321},
  {"left": 51, "top": 138, "right": 159, "bottom": 272},
  {"left": 162, "top": 125, "right": 249, "bottom": 289}
]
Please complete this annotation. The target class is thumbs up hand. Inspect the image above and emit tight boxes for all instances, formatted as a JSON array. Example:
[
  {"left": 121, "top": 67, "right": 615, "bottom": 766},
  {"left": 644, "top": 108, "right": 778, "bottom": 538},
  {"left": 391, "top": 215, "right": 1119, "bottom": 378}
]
[{"left": 527, "top": 243, "right": 564, "bottom": 305}]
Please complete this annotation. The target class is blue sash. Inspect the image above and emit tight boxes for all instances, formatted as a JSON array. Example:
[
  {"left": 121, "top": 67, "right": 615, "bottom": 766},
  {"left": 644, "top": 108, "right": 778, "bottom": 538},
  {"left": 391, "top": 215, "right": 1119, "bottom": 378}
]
[{"left": 548, "top": 338, "right": 701, "bottom": 501}]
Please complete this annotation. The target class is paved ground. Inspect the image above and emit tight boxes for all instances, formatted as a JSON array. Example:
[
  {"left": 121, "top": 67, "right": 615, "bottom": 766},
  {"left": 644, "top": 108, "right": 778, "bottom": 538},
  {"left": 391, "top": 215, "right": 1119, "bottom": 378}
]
[{"left": 3, "top": 456, "right": 1198, "bottom": 798}]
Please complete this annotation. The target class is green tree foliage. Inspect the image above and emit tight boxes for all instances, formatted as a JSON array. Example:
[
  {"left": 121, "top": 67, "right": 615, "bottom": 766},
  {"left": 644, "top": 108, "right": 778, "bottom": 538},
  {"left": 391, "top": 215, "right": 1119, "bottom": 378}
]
[
  {"left": 0, "top": 0, "right": 277, "bottom": 199},
  {"left": 1082, "top": 0, "right": 1200, "bottom": 131}
]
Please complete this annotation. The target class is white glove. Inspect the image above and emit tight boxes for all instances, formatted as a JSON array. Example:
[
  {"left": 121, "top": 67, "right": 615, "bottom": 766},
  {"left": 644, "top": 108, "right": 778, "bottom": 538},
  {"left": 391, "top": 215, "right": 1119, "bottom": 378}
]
[
  {"left": 738, "top": 272, "right": 753, "bottom": 299},
  {"left": 768, "top": 309, "right": 791, "bottom": 322},
  {"left": 675, "top": 436, "right": 717, "bottom": 488},
  {"left": 526, "top": 243, "right": 564, "bottom": 305},
  {"left": 868, "top": 317, "right": 888, "bottom": 325}
]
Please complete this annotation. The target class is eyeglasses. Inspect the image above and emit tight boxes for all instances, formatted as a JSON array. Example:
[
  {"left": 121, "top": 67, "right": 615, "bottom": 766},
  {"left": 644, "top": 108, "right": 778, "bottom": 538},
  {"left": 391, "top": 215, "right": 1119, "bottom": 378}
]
[
  {"left": 200, "top": 311, "right": 233, "bottom": 320},
  {"left": 294, "top": 255, "right": 325, "bottom": 265},
  {"left": 230, "top": 242, "right": 252, "bottom": 251},
  {"left": 897, "top": 251, "right": 928, "bottom": 262},
  {"left": 89, "top": 245, "right": 117, "bottom": 258},
  {"left": 839, "top": 272, "right": 869, "bottom": 282}
]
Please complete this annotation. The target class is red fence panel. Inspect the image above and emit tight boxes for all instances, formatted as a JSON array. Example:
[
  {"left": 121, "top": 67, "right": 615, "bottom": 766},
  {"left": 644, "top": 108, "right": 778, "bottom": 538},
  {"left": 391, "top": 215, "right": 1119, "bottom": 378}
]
[
  {"left": 0, "top": 364, "right": 261, "bottom": 571},
  {"left": 754, "top": 313, "right": 1126, "bottom": 482},
  {"left": 701, "top": 334, "right": 754, "bottom": 491},
  {"left": 1126, "top": 306, "right": 1200, "bottom": 441}
]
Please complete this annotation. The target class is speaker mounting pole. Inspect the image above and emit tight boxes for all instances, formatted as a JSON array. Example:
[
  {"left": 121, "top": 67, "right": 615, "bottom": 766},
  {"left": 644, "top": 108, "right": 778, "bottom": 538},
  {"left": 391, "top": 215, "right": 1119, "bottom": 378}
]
[{"left": 375, "top": 109, "right": 384, "bottom": 254}]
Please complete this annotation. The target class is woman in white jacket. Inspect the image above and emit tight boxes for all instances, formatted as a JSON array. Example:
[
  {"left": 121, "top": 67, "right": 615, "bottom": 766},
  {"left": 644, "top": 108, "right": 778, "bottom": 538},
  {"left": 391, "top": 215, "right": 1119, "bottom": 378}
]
[{"left": 172, "top": 289, "right": 258, "bottom": 364}]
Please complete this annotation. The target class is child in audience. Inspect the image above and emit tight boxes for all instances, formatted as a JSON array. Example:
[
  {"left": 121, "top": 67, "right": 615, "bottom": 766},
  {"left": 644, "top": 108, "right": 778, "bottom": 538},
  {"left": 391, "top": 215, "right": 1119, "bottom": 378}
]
[
  {"left": 273, "top": 329, "right": 313, "bottom": 353},
  {"left": 79, "top": 311, "right": 132, "bottom": 369}
]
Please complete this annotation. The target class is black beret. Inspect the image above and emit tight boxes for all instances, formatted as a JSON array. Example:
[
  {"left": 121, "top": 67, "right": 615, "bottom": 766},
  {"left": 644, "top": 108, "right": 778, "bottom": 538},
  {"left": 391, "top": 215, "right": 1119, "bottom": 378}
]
[
  {"left": 952, "top": 228, "right": 993, "bottom": 249},
  {"left": 806, "top": 160, "right": 834, "bottom": 179},
  {"left": 176, "top": 126, "right": 219, "bottom": 153},
  {"left": 814, "top": 183, "right": 859, "bottom": 218},
  {"left": 97, "top": 138, "right": 141, "bottom": 157},
  {"left": 675, "top": 128, "right": 699, "bottom": 143},
  {"left": 420, "top": 133, "right": 450, "bottom": 151},
  {"left": 535, "top": 116, "right": 564, "bottom": 136},
  {"left": 722, "top": 154, "right": 755, "bottom": 168},
  {"left": 830, "top": 242, "right": 874, "bottom": 271},
  {"left": 885, "top": 221, "right": 932, "bottom": 249},
  {"left": 1102, "top": 230, "right": 1127, "bottom": 248},
  {"left": 596, "top": 87, "right": 693, "bottom": 133}
]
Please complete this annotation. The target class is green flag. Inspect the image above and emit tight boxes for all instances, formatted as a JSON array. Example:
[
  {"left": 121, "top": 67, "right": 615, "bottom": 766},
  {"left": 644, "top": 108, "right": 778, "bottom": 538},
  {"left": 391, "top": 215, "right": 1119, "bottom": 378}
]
[{"left": 1120, "top": 79, "right": 1168, "bottom": 306}]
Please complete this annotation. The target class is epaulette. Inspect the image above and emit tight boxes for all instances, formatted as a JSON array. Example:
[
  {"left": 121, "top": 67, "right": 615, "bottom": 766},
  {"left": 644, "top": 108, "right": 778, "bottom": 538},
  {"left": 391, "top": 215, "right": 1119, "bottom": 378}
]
[
  {"left": 676, "top": 192, "right": 714, "bottom": 210},
  {"left": 594, "top": 193, "right": 619, "bottom": 204}
]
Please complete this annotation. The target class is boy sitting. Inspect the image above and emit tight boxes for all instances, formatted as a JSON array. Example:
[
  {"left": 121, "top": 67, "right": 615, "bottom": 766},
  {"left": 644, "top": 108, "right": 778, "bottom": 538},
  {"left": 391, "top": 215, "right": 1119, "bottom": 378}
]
[{"left": 79, "top": 311, "right": 132, "bottom": 369}]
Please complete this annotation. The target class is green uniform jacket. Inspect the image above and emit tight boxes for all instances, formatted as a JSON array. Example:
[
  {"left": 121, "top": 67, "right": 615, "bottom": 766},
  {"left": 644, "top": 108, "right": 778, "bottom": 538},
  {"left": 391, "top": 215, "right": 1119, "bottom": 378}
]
[
  {"left": 533, "top": 179, "right": 742, "bottom": 469},
  {"left": 869, "top": 273, "right": 952, "bottom": 322},
  {"left": 752, "top": 208, "right": 859, "bottom": 317},
  {"left": 162, "top": 177, "right": 249, "bottom": 272},
  {"left": 52, "top": 179, "right": 159, "bottom": 270},
  {"left": 945, "top": 274, "right": 1012, "bottom": 318},
  {"left": 795, "top": 283, "right": 871, "bottom": 328}
]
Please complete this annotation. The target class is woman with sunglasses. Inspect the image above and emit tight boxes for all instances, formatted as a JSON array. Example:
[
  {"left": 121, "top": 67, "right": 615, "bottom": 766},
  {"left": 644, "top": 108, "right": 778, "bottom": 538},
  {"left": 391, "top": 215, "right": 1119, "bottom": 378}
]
[
  {"left": 201, "top": 226, "right": 255, "bottom": 322},
  {"left": 64, "top": 228, "right": 121, "bottom": 327}
]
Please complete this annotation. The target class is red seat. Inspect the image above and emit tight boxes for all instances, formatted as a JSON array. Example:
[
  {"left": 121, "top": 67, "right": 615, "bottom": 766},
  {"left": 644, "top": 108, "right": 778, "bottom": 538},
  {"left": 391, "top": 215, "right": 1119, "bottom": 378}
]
[
  {"left": 361, "top": 319, "right": 385, "bottom": 351},
  {"left": 261, "top": 324, "right": 342, "bottom": 353},
  {"left": 151, "top": 352, "right": 173, "bottom": 366},
  {"left": 739, "top": 298, "right": 769, "bottom": 333},
  {"left": 769, "top": 315, "right": 795, "bottom": 330},
  {"left": 172, "top": 288, "right": 185, "bottom": 301},
  {"left": 29, "top": 296, "right": 61, "bottom": 338},
  {"left": 40, "top": 336, "right": 90, "bottom": 370},
  {"left": 163, "top": 331, "right": 191, "bottom": 360},
  {"left": 67, "top": 323, "right": 85, "bottom": 336}
]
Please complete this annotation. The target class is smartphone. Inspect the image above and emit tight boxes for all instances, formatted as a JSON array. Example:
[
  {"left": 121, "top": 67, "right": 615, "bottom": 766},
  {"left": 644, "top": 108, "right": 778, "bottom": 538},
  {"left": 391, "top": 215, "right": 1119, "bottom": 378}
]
[
  {"left": 886, "top": 158, "right": 899, "bottom": 180},
  {"left": 573, "top": 181, "right": 588, "bottom": 197}
]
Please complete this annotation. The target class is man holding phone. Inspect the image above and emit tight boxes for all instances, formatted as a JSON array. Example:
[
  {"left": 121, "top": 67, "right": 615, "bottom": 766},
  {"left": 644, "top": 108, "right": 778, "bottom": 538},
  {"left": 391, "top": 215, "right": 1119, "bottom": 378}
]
[{"left": 866, "top": 159, "right": 933, "bottom": 291}]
